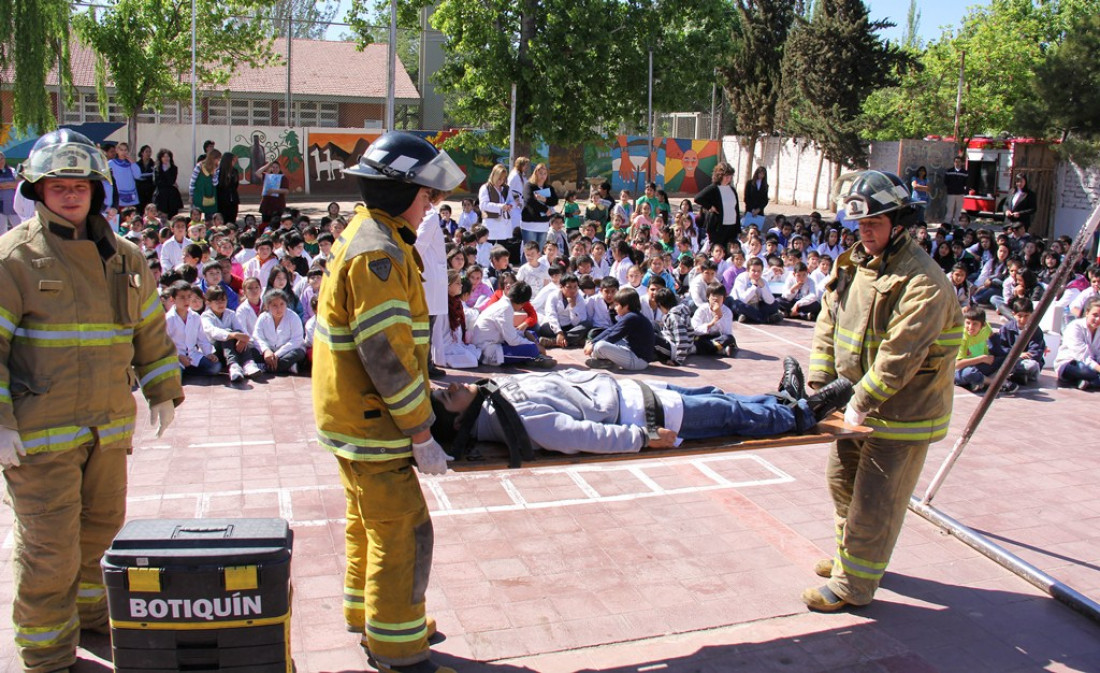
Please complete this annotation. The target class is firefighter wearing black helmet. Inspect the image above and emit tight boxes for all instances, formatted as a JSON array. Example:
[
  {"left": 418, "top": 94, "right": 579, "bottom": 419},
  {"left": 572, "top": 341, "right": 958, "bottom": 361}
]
[
  {"left": 0, "top": 129, "right": 182, "bottom": 672},
  {"left": 312, "top": 132, "right": 463, "bottom": 673},
  {"left": 804, "top": 170, "right": 963, "bottom": 612}
]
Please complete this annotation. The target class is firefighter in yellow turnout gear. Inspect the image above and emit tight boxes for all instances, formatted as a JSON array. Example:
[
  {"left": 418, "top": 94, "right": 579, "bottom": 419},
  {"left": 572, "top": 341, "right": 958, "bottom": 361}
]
[
  {"left": 0, "top": 130, "right": 183, "bottom": 673},
  {"left": 312, "top": 132, "right": 463, "bottom": 673},
  {"left": 805, "top": 171, "right": 963, "bottom": 612}
]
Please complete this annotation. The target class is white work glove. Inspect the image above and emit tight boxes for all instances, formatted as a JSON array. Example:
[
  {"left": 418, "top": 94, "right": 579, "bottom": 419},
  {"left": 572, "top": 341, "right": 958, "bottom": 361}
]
[
  {"left": 411, "top": 437, "right": 451, "bottom": 476},
  {"left": 149, "top": 401, "right": 176, "bottom": 439},
  {"left": 0, "top": 426, "right": 26, "bottom": 468},
  {"left": 843, "top": 405, "right": 867, "bottom": 428}
]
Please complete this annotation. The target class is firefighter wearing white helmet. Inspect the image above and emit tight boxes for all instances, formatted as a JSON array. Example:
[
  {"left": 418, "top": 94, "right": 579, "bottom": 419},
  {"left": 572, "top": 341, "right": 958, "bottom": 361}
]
[
  {"left": 804, "top": 170, "right": 963, "bottom": 612},
  {"left": 312, "top": 131, "right": 463, "bottom": 673},
  {"left": 0, "top": 129, "right": 183, "bottom": 673}
]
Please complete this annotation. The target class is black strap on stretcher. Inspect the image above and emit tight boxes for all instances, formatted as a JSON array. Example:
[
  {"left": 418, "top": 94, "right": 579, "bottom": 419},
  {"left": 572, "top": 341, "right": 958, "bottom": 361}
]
[
  {"left": 635, "top": 381, "right": 665, "bottom": 444},
  {"left": 451, "top": 378, "right": 535, "bottom": 469}
]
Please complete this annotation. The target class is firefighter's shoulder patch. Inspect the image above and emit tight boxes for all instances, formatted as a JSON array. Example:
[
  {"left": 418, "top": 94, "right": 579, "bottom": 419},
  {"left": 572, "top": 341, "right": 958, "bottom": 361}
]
[{"left": 369, "top": 258, "right": 392, "bottom": 281}]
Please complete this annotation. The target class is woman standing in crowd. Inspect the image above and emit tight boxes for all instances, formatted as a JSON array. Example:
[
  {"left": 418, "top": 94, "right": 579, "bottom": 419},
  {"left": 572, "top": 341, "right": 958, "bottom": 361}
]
[
  {"left": 256, "top": 159, "right": 290, "bottom": 226},
  {"left": 216, "top": 152, "right": 242, "bottom": 224},
  {"left": 521, "top": 163, "right": 558, "bottom": 248},
  {"left": 154, "top": 148, "right": 184, "bottom": 218},
  {"left": 135, "top": 144, "right": 156, "bottom": 210},
  {"left": 478, "top": 163, "right": 514, "bottom": 243},
  {"left": 910, "top": 166, "right": 930, "bottom": 221},
  {"left": 192, "top": 150, "right": 221, "bottom": 221},
  {"left": 694, "top": 161, "right": 740, "bottom": 249},
  {"left": 508, "top": 156, "right": 530, "bottom": 238},
  {"left": 742, "top": 166, "right": 769, "bottom": 229},
  {"left": 1004, "top": 173, "right": 1036, "bottom": 233}
]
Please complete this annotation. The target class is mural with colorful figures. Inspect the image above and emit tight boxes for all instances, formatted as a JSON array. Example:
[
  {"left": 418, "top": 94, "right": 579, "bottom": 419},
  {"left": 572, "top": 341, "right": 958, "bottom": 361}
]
[{"left": 228, "top": 128, "right": 306, "bottom": 197}]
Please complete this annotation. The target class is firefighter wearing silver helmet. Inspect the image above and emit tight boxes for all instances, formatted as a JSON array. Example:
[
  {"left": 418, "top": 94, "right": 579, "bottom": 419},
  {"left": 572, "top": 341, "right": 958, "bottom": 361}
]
[
  {"left": 804, "top": 170, "right": 963, "bottom": 612},
  {"left": 0, "top": 129, "right": 182, "bottom": 672},
  {"left": 312, "top": 132, "right": 462, "bottom": 673}
]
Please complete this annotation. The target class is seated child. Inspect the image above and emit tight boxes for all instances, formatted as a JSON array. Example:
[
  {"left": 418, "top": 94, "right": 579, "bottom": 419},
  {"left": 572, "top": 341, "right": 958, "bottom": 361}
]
[
  {"left": 954, "top": 306, "right": 1016, "bottom": 393},
  {"left": 949, "top": 262, "right": 973, "bottom": 309},
  {"left": 516, "top": 240, "right": 551, "bottom": 295},
  {"left": 470, "top": 280, "right": 555, "bottom": 368},
  {"left": 778, "top": 262, "right": 820, "bottom": 320},
  {"left": 585, "top": 287, "right": 655, "bottom": 371},
  {"left": 691, "top": 282, "right": 738, "bottom": 358},
  {"left": 201, "top": 285, "right": 264, "bottom": 382},
  {"left": 440, "top": 269, "right": 482, "bottom": 369},
  {"left": 252, "top": 288, "right": 307, "bottom": 375},
  {"left": 199, "top": 263, "right": 239, "bottom": 311},
  {"left": 164, "top": 280, "right": 221, "bottom": 377},
  {"left": 465, "top": 265, "right": 495, "bottom": 311},
  {"left": 1054, "top": 296, "right": 1100, "bottom": 390},
  {"left": 990, "top": 296, "right": 1045, "bottom": 386},
  {"left": 732, "top": 257, "right": 781, "bottom": 324},
  {"left": 537, "top": 273, "right": 590, "bottom": 349},
  {"left": 304, "top": 296, "right": 318, "bottom": 363},
  {"left": 588, "top": 276, "right": 620, "bottom": 331},
  {"left": 653, "top": 286, "right": 695, "bottom": 366}
]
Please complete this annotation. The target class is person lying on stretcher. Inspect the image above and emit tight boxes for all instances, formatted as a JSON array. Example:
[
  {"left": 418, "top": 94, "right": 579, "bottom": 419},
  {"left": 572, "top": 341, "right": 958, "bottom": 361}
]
[{"left": 428, "top": 357, "right": 853, "bottom": 455}]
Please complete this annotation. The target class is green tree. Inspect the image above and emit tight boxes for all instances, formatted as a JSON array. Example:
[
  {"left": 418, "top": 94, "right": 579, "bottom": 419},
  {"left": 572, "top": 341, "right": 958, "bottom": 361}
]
[
  {"left": 902, "top": 0, "right": 920, "bottom": 49},
  {"left": 1014, "top": 13, "right": 1100, "bottom": 164},
  {"left": 0, "top": 0, "right": 74, "bottom": 132},
  {"left": 74, "top": 0, "right": 277, "bottom": 149},
  {"left": 781, "top": 0, "right": 905, "bottom": 168},
  {"left": 861, "top": 0, "right": 1100, "bottom": 142},
  {"left": 717, "top": 0, "right": 797, "bottom": 178},
  {"left": 347, "top": 0, "right": 734, "bottom": 151}
]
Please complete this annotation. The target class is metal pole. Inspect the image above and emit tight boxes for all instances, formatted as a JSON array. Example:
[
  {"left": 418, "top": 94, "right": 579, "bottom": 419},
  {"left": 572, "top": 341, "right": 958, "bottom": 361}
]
[
  {"left": 385, "top": 0, "right": 397, "bottom": 131},
  {"left": 647, "top": 48, "right": 653, "bottom": 182},
  {"left": 285, "top": 16, "right": 292, "bottom": 126},
  {"left": 509, "top": 82, "right": 517, "bottom": 168},
  {"left": 952, "top": 50, "right": 965, "bottom": 141},
  {"left": 190, "top": 0, "right": 196, "bottom": 163},
  {"left": 910, "top": 498, "right": 1100, "bottom": 624},
  {"left": 920, "top": 196, "right": 1100, "bottom": 505},
  {"left": 710, "top": 79, "right": 717, "bottom": 141}
]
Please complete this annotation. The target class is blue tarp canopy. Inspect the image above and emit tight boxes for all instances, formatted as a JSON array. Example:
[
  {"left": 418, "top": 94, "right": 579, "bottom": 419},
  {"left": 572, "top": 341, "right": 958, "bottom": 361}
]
[{"left": 2, "top": 122, "right": 125, "bottom": 162}]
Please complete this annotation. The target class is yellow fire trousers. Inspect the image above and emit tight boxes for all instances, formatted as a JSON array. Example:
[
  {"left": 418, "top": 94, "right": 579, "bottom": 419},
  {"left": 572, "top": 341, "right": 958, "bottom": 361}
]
[
  {"left": 338, "top": 457, "right": 434, "bottom": 667},
  {"left": 4, "top": 434, "right": 127, "bottom": 673},
  {"left": 825, "top": 436, "right": 930, "bottom": 605}
]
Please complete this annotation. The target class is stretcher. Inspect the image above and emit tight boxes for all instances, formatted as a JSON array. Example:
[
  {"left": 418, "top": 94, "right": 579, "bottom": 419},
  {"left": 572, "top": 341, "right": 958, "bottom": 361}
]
[{"left": 448, "top": 412, "right": 870, "bottom": 472}]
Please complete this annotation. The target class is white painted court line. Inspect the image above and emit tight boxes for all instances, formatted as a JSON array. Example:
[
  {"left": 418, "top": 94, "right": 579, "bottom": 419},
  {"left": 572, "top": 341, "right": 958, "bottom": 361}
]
[
  {"left": 189, "top": 440, "right": 276, "bottom": 449},
  {"left": 739, "top": 322, "right": 813, "bottom": 352},
  {"left": 0, "top": 455, "right": 796, "bottom": 543}
]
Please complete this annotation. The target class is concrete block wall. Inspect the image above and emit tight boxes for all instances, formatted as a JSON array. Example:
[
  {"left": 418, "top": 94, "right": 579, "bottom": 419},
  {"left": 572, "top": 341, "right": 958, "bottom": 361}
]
[
  {"left": 1053, "top": 163, "right": 1100, "bottom": 240},
  {"left": 721, "top": 135, "right": 843, "bottom": 211}
]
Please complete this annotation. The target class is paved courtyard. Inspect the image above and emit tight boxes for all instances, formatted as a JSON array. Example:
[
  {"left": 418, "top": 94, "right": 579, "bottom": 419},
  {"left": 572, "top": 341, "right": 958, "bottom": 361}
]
[{"left": 1, "top": 310, "right": 1099, "bottom": 672}]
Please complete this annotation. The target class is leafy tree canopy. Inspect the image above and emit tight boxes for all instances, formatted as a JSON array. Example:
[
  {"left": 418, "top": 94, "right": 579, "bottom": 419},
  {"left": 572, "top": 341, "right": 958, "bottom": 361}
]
[
  {"left": 74, "top": 0, "right": 277, "bottom": 144},
  {"left": 0, "top": 0, "right": 73, "bottom": 132},
  {"left": 861, "top": 0, "right": 1100, "bottom": 142}
]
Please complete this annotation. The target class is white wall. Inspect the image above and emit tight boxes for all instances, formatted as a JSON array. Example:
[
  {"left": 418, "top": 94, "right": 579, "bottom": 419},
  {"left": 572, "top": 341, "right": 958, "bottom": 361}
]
[
  {"left": 1053, "top": 162, "right": 1100, "bottom": 240},
  {"left": 722, "top": 135, "right": 846, "bottom": 211}
]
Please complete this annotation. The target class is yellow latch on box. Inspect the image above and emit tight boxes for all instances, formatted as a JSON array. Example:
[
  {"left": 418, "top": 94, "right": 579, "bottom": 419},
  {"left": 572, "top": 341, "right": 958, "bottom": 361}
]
[
  {"left": 224, "top": 565, "right": 258, "bottom": 591},
  {"left": 127, "top": 567, "right": 162, "bottom": 593}
]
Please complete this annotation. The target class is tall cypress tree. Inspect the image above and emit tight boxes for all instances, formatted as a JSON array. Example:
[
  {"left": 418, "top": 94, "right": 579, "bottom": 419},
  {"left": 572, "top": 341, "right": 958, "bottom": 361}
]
[
  {"left": 717, "top": 0, "right": 797, "bottom": 178},
  {"left": 781, "top": 0, "right": 905, "bottom": 169}
]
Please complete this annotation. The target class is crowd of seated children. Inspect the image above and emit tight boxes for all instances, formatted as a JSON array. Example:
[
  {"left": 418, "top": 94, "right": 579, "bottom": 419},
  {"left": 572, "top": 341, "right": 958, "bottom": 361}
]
[{"left": 1054, "top": 296, "right": 1100, "bottom": 390}]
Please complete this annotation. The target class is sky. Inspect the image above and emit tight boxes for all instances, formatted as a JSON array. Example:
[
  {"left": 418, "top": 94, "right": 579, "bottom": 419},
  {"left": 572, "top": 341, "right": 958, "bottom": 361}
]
[{"left": 867, "top": 0, "right": 990, "bottom": 45}]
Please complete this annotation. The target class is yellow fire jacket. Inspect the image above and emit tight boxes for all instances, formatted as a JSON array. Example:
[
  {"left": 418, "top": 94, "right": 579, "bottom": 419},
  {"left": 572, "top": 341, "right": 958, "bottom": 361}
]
[
  {"left": 313, "top": 205, "right": 433, "bottom": 461},
  {"left": 809, "top": 231, "right": 963, "bottom": 442},
  {"left": 0, "top": 204, "right": 183, "bottom": 453}
]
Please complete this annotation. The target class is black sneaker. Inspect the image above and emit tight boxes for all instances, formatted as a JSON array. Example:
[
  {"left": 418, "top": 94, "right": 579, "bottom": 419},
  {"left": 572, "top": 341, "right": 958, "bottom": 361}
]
[
  {"left": 806, "top": 377, "right": 854, "bottom": 421},
  {"left": 723, "top": 343, "right": 739, "bottom": 358},
  {"left": 778, "top": 356, "right": 805, "bottom": 400},
  {"left": 999, "top": 380, "right": 1018, "bottom": 395},
  {"left": 528, "top": 355, "right": 557, "bottom": 369},
  {"left": 585, "top": 357, "right": 615, "bottom": 370}
]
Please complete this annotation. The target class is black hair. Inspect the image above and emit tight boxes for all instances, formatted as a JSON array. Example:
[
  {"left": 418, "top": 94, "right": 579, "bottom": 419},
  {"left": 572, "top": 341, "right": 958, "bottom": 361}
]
[
  {"left": 654, "top": 287, "right": 677, "bottom": 310},
  {"left": 1008, "top": 296, "right": 1034, "bottom": 314},
  {"left": 613, "top": 287, "right": 641, "bottom": 313},
  {"left": 706, "top": 282, "right": 727, "bottom": 298},
  {"left": 599, "top": 276, "right": 620, "bottom": 290},
  {"left": 168, "top": 280, "right": 193, "bottom": 299},
  {"left": 506, "top": 280, "right": 532, "bottom": 304},
  {"left": 962, "top": 306, "right": 986, "bottom": 322},
  {"left": 205, "top": 285, "right": 227, "bottom": 302}
]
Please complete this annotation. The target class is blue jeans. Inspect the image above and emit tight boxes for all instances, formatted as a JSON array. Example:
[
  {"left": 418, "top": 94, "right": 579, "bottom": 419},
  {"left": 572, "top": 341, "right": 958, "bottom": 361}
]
[
  {"left": 1058, "top": 360, "right": 1100, "bottom": 388},
  {"left": 731, "top": 299, "right": 779, "bottom": 324},
  {"left": 670, "top": 384, "right": 815, "bottom": 439},
  {"left": 520, "top": 228, "right": 547, "bottom": 249},
  {"left": 181, "top": 355, "right": 222, "bottom": 376},
  {"left": 502, "top": 340, "right": 540, "bottom": 364}
]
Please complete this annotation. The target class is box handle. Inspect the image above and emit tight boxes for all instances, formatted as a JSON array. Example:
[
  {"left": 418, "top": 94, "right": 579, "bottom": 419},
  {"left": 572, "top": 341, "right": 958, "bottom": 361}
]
[{"left": 172, "top": 524, "right": 234, "bottom": 539}]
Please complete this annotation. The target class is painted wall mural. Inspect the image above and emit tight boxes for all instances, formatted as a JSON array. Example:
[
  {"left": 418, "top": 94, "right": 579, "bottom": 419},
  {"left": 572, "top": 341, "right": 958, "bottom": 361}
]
[{"left": 229, "top": 128, "right": 306, "bottom": 196}]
